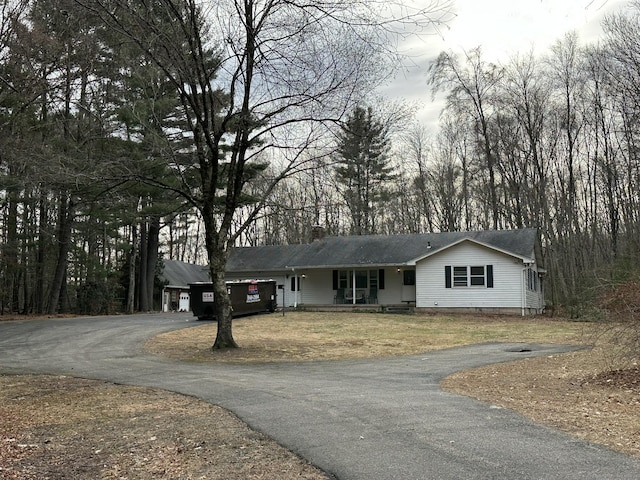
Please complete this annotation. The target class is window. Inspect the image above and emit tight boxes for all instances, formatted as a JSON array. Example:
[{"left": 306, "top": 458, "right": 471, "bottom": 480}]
[
  {"left": 453, "top": 266, "right": 468, "bottom": 286},
  {"left": 355, "top": 270, "right": 368, "bottom": 288},
  {"left": 369, "top": 270, "right": 378, "bottom": 289},
  {"left": 333, "top": 269, "right": 382, "bottom": 290},
  {"left": 527, "top": 268, "right": 538, "bottom": 291},
  {"left": 470, "top": 266, "right": 485, "bottom": 286},
  {"left": 446, "top": 265, "right": 493, "bottom": 288},
  {"left": 403, "top": 270, "right": 416, "bottom": 286},
  {"left": 338, "top": 270, "right": 348, "bottom": 289}
]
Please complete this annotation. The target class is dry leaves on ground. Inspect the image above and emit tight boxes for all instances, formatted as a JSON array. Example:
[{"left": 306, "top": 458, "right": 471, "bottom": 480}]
[
  {"left": 3, "top": 312, "right": 639, "bottom": 479},
  {"left": 0, "top": 375, "right": 329, "bottom": 480},
  {"left": 442, "top": 347, "right": 640, "bottom": 457}
]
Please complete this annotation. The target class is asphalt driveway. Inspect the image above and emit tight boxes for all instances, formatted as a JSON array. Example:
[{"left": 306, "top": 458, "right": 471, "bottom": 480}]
[{"left": 1, "top": 313, "right": 639, "bottom": 480}]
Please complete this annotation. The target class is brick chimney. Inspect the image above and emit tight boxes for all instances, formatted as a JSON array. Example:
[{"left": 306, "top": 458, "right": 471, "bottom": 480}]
[{"left": 310, "top": 225, "right": 326, "bottom": 242}]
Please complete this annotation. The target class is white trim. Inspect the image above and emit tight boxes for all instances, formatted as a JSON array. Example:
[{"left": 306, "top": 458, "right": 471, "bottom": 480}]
[{"left": 408, "top": 237, "right": 534, "bottom": 265}]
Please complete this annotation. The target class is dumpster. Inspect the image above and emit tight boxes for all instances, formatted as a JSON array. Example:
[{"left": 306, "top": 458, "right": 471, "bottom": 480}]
[{"left": 189, "top": 280, "right": 277, "bottom": 320}]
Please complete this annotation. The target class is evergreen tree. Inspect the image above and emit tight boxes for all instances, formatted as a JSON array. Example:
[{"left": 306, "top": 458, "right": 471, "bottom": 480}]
[{"left": 335, "top": 106, "right": 396, "bottom": 235}]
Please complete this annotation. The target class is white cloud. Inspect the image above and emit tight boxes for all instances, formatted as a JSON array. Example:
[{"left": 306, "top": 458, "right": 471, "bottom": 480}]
[
  {"left": 444, "top": 0, "right": 625, "bottom": 60},
  {"left": 378, "top": 0, "right": 630, "bottom": 128}
]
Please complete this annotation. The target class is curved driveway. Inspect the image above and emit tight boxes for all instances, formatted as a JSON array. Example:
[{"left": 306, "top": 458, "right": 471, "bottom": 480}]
[{"left": 1, "top": 313, "right": 639, "bottom": 480}]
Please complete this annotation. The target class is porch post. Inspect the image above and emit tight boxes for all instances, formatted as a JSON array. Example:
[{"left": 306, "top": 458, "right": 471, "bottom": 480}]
[
  {"left": 352, "top": 270, "right": 356, "bottom": 305},
  {"left": 162, "top": 288, "right": 168, "bottom": 312},
  {"left": 290, "top": 268, "right": 298, "bottom": 308}
]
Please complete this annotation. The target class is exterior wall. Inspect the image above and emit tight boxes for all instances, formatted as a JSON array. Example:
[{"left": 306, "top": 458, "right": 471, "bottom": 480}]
[
  {"left": 224, "top": 270, "right": 343, "bottom": 308},
  {"left": 162, "top": 287, "right": 190, "bottom": 312},
  {"left": 223, "top": 241, "right": 545, "bottom": 314},
  {"left": 291, "top": 267, "right": 408, "bottom": 306},
  {"left": 380, "top": 267, "right": 403, "bottom": 304},
  {"left": 525, "top": 288, "right": 535, "bottom": 310},
  {"left": 297, "top": 269, "right": 333, "bottom": 305},
  {"left": 416, "top": 306, "right": 524, "bottom": 315},
  {"left": 415, "top": 242, "right": 527, "bottom": 311},
  {"left": 525, "top": 268, "right": 545, "bottom": 313}
]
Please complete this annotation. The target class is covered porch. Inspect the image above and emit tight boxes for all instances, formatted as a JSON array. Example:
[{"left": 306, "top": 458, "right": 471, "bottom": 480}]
[
  {"left": 296, "top": 303, "right": 415, "bottom": 314},
  {"left": 282, "top": 266, "right": 417, "bottom": 308}
]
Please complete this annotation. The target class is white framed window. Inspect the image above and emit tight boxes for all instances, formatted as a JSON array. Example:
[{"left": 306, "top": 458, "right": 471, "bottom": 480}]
[
  {"left": 333, "top": 269, "right": 385, "bottom": 290},
  {"left": 470, "top": 266, "right": 486, "bottom": 286},
  {"left": 446, "top": 265, "right": 493, "bottom": 288},
  {"left": 453, "top": 266, "right": 469, "bottom": 286}
]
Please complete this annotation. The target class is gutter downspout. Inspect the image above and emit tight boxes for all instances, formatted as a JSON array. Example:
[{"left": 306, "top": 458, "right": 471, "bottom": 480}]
[
  {"left": 522, "top": 267, "right": 527, "bottom": 317},
  {"left": 540, "top": 275, "right": 545, "bottom": 314}
]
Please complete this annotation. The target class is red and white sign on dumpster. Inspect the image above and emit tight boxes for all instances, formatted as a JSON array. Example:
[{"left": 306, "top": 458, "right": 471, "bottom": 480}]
[
  {"left": 247, "top": 282, "right": 260, "bottom": 303},
  {"left": 202, "top": 291, "right": 214, "bottom": 302}
]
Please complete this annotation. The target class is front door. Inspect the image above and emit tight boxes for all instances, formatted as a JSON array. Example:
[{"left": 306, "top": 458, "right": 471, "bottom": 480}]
[{"left": 401, "top": 270, "right": 416, "bottom": 303}]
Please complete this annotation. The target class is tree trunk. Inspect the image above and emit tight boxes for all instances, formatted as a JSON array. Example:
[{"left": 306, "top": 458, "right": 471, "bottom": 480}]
[
  {"left": 210, "top": 249, "right": 237, "bottom": 350},
  {"left": 47, "top": 194, "right": 74, "bottom": 315},
  {"left": 203, "top": 200, "right": 236, "bottom": 349},
  {"left": 138, "top": 220, "right": 149, "bottom": 311},
  {"left": 35, "top": 190, "right": 48, "bottom": 314},
  {"left": 59, "top": 266, "right": 71, "bottom": 314},
  {"left": 126, "top": 225, "right": 138, "bottom": 314},
  {"left": 20, "top": 194, "right": 32, "bottom": 314},
  {"left": 3, "top": 181, "right": 19, "bottom": 313},
  {"left": 145, "top": 216, "right": 160, "bottom": 310}
]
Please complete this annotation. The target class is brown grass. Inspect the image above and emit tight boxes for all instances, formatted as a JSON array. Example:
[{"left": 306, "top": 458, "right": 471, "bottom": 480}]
[
  {"left": 145, "top": 311, "right": 588, "bottom": 362},
  {"left": 0, "top": 375, "right": 327, "bottom": 479},
  {"left": 146, "top": 311, "right": 639, "bottom": 458},
  {"left": 442, "top": 345, "right": 640, "bottom": 457},
  {"left": 3, "top": 311, "right": 639, "bottom": 479}
]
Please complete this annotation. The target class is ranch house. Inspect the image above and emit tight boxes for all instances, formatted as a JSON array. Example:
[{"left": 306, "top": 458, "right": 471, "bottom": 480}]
[{"left": 222, "top": 228, "right": 546, "bottom": 315}]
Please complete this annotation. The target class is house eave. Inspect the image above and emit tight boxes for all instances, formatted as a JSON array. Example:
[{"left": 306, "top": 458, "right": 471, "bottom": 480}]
[
  {"left": 409, "top": 237, "right": 536, "bottom": 264},
  {"left": 227, "top": 263, "right": 409, "bottom": 274},
  {"left": 287, "top": 263, "right": 406, "bottom": 270}
]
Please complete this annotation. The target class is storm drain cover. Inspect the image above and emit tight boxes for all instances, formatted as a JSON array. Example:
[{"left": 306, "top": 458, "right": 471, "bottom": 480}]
[{"left": 505, "top": 345, "right": 534, "bottom": 353}]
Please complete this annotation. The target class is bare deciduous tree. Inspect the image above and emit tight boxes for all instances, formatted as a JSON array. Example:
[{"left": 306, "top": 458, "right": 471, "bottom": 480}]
[
  {"left": 429, "top": 47, "right": 504, "bottom": 229},
  {"left": 83, "top": 0, "right": 452, "bottom": 348}
]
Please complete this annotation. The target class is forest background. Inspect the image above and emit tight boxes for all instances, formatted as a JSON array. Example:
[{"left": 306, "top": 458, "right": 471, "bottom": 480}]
[{"left": 1, "top": 0, "right": 639, "bottom": 318}]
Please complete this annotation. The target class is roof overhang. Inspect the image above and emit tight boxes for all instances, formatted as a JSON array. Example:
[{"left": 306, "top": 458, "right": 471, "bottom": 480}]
[
  {"left": 408, "top": 237, "right": 535, "bottom": 265},
  {"left": 286, "top": 263, "right": 406, "bottom": 270},
  {"left": 229, "top": 263, "right": 409, "bottom": 274}
]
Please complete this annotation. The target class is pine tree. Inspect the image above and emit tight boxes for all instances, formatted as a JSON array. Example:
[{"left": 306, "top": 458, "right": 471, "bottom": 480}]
[{"left": 335, "top": 106, "right": 396, "bottom": 235}]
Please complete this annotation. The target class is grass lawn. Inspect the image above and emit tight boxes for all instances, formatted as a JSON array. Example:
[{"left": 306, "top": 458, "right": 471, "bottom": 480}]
[
  {"left": 145, "top": 311, "right": 591, "bottom": 363},
  {"left": 3, "top": 311, "right": 637, "bottom": 479},
  {"left": 146, "top": 311, "right": 639, "bottom": 457}
]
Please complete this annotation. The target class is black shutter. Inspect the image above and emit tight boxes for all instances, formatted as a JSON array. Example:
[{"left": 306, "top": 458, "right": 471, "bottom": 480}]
[
  {"left": 486, "top": 265, "right": 494, "bottom": 288},
  {"left": 445, "top": 266, "right": 452, "bottom": 288},
  {"left": 379, "top": 269, "right": 385, "bottom": 289},
  {"left": 332, "top": 270, "right": 338, "bottom": 290},
  {"left": 290, "top": 276, "right": 296, "bottom": 291}
]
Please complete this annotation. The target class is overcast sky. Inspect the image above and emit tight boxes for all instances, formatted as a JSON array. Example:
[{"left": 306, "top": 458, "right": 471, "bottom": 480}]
[{"left": 381, "top": 0, "right": 631, "bottom": 127}]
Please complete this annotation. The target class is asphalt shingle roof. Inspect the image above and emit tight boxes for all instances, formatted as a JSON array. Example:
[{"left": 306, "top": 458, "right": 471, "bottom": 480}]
[
  {"left": 226, "top": 228, "right": 539, "bottom": 272},
  {"left": 161, "top": 259, "right": 210, "bottom": 287}
]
